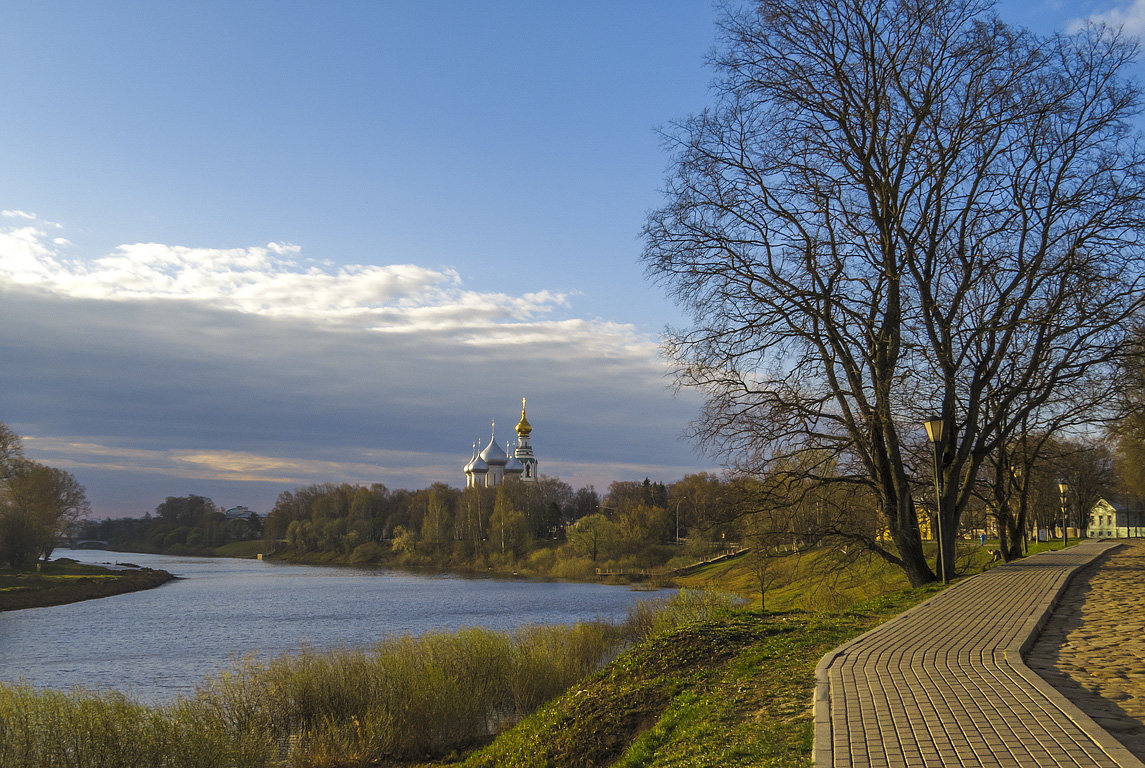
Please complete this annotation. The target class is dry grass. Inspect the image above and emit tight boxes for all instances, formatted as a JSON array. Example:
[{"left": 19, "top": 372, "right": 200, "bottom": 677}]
[{"left": 0, "top": 591, "right": 737, "bottom": 767}]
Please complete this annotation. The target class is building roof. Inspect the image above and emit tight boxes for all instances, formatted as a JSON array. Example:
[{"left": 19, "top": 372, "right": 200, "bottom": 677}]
[{"left": 480, "top": 433, "right": 507, "bottom": 465}]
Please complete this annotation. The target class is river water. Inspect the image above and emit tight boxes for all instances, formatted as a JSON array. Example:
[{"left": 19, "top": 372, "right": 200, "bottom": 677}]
[{"left": 0, "top": 549, "right": 670, "bottom": 703}]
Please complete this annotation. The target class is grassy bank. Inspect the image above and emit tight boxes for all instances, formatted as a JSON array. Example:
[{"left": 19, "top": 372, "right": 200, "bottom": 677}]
[
  {"left": 0, "top": 589, "right": 938, "bottom": 768},
  {"left": 0, "top": 558, "right": 175, "bottom": 612}
]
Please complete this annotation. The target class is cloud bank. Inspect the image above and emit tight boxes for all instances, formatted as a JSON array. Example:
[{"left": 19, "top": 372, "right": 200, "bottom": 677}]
[{"left": 0, "top": 213, "right": 707, "bottom": 516}]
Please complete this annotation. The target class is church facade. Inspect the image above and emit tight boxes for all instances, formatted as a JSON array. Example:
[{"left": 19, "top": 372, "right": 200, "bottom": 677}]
[{"left": 464, "top": 399, "right": 539, "bottom": 488}]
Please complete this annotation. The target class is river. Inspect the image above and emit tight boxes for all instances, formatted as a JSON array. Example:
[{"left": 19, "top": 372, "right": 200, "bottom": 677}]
[{"left": 0, "top": 549, "right": 670, "bottom": 703}]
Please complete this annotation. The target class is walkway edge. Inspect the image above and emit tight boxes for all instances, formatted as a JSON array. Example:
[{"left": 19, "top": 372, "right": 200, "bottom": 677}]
[{"left": 812, "top": 543, "right": 1144, "bottom": 768}]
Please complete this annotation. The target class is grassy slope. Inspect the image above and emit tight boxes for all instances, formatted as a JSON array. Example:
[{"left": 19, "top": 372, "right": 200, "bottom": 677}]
[
  {"left": 211, "top": 540, "right": 266, "bottom": 558},
  {"left": 435, "top": 539, "right": 1081, "bottom": 767},
  {"left": 671, "top": 538, "right": 1071, "bottom": 610},
  {"left": 407, "top": 546, "right": 957, "bottom": 768},
  {"left": 427, "top": 589, "right": 937, "bottom": 768},
  {"left": 674, "top": 546, "right": 913, "bottom": 611}
]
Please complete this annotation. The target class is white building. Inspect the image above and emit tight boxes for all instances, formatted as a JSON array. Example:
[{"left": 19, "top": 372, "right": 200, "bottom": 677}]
[
  {"left": 1087, "top": 498, "right": 1145, "bottom": 538},
  {"left": 464, "top": 399, "right": 539, "bottom": 488}
]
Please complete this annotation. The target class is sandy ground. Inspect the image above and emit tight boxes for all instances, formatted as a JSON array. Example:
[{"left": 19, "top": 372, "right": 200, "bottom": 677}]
[{"left": 1026, "top": 539, "right": 1145, "bottom": 760}]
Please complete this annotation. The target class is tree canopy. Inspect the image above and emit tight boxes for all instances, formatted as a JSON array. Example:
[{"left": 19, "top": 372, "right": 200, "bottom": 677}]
[
  {"left": 644, "top": 0, "right": 1145, "bottom": 584},
  {"left": 0, "top": 423, "right": 90, "bottom": 569}
]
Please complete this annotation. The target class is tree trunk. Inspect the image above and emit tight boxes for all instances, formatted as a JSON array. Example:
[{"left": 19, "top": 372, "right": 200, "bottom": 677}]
[
  {"left": 891, "top": 498, "right": 935, "bottom": 587},
  {"left": 1003, "top": 515, "right": 1024, "bottom": 561}
]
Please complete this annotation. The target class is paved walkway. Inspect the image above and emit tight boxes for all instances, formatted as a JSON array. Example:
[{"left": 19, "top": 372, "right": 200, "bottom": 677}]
[{"left": 814, "top": 540, "right": 1145, "bottom": 767}]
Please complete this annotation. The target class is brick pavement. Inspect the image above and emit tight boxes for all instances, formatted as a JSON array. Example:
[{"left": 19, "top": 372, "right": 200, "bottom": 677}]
[{"left": 814, "top": 541, "right": 1145, "bottom": 767}]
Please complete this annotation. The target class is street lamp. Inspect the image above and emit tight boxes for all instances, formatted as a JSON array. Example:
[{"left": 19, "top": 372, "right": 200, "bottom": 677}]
[
  {"left": 1058, "top": 480, "right": 1069, "bottom": 549},
  {"left": 924, "top": 417, "right": 947, "bottom": 585},
  {"left": 1011, "top": 464, "right": 1028, "bottom": 556}
]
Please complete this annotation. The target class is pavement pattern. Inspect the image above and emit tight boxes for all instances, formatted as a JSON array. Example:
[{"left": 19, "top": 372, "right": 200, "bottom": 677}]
[
  {"left": 814, "top": 540, "right": 1144, "bottom": 767},
  {"left": 1027, "top": 541, "right": 1145, "bottom": 761}
]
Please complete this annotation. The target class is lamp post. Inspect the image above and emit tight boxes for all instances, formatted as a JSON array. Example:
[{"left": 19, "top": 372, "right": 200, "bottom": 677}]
[
  {"left": 1011, "top": 464, "right": 1028, "bottom": 556},
  {"left": 1058, "top": 480, "right": 1069, "bottom": 549},
  {"left": 924, "top": 418, "right": 946, "bottom": 585}
]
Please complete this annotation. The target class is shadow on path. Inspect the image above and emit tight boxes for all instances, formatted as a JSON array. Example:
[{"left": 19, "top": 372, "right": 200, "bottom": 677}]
[{"left": 1027, "top": 543, "right": 1145, "bottom": 760}]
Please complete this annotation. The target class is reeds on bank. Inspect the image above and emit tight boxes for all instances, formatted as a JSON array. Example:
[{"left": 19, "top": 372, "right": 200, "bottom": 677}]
[{"left": 0, "top": 590, "right": 734, "bottom": 768}]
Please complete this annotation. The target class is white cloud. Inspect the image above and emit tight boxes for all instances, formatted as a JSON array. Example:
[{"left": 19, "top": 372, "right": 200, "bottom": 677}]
[
  {"left": 0, "top": 216, "right": 667, "bottom": 373},
  {"left": 0, "top": 216, "right": 585, "bottom": 339},
  {"left": 1070, "top": 0, "right": 1145, "bottom": 35}
]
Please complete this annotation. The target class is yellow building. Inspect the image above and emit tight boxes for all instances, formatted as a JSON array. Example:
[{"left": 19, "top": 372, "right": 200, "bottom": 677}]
[{"left": 876, "top": 509, "right": 934, "bottom": 541}]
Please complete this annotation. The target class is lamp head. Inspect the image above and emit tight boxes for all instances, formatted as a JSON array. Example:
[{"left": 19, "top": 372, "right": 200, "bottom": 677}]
[{"left": 923, "top": 418, "right": 944, "bottom": 444}]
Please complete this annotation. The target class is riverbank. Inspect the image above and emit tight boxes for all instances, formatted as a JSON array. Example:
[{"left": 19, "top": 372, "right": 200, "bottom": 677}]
[
  {"left": 0, "top": 590, "right": 735, "bottom": 768},
  {"left": 0, "top": 583, "right": 936, "bottom": 768},
  {"left": 0, "top": 558, "right": 176, "bottom": 612},
  {"left": 99, "top": 538, "right": 686, "bottom": 588}
]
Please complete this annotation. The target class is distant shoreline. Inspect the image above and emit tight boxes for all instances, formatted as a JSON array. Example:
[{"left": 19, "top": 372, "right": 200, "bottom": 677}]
[
  {"left": 0, "top": 559, "right": 176, "bottom": 612},
  {"left": 69, "top": 541, "right": 682, "bottom": 589}
]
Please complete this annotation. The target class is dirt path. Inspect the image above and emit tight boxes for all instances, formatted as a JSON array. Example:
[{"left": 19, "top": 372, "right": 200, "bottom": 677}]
[{"left": 1026, "top": 540, "right": 1145, "bottom": 760}]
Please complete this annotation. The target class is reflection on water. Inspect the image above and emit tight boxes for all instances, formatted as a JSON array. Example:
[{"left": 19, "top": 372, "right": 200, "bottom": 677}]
[{"left": 0, "top": 549, "right": 669, "bottom": 702}]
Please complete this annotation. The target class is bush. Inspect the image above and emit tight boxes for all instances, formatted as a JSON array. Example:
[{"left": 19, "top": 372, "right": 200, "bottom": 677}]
[
  {"left": 347, "top": 542, "right": 384, "bottom": 564},
  {"left": 623, "top": 588, "right": 740, "bottom": 641},
  {"left": 0, "top": 684, "right": 273, "bottom": 768},
  {"left": 549, "top": 555, "right": 596, "bottom": 580}
]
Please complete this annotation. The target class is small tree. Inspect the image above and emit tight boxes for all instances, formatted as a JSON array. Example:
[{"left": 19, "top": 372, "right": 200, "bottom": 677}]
[
  {"left": 3, "top": 461, "right": 90, "bottom": 566},
  {"left": 567, "top": 513, "right": 617, "bottom": 563},
  {"left": 488, "top": 485, "right": 530, "bottom": 558}
]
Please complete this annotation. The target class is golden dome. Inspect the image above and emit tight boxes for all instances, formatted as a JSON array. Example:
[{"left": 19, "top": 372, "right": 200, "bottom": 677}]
[{"left": 516, "top": 397, "right": 532, "bottom": 436}]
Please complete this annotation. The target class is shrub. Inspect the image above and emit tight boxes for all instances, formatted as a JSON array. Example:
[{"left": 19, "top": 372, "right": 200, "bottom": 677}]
[
  {"left": 347, "top": 542, "right": 384, "bottom": 564},
  {"left": 623, "top": 588, "right": 740, "bottom": 641}
]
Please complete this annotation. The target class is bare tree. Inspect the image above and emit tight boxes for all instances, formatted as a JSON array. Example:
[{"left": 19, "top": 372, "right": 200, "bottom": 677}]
[
  {"left": 1113, "top": 324, "right": 1145, "bottom": 498},
  {"left": 0, "top": 422, "right": 23, "bottom": 481},
  {"left": 643, "top": 0, "right": 1145, "bottom": 585},
  {"left": 1056, "top": 437, "right": 1116, "bottom": 537}
]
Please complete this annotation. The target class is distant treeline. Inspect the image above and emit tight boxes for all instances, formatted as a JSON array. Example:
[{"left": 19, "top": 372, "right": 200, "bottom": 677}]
[
  {"left": 80, "top": 495, "right": 263, "bottom": 556},
  {"left": 79, "top": 474, "right": 749, "bottom": 578}
]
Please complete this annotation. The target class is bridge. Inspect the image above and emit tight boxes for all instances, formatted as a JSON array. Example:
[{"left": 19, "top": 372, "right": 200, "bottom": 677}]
[{"left": 67, "top": 539, "right": 110, "bottom": 549}]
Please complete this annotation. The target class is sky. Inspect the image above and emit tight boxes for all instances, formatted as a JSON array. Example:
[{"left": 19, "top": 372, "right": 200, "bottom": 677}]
[{"left": 1, "top": 1, "right": 1142, "bottom": 518}]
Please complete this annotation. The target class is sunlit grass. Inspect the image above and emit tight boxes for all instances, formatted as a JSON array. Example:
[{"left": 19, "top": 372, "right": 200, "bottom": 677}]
[{"left": 446, "top": 588, "right": 935, "bottom": 768}]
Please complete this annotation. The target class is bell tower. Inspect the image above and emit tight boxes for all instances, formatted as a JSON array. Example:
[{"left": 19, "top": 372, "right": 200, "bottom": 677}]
[{"left": 514, "top": 398, "right": 538, "bottom": 482}]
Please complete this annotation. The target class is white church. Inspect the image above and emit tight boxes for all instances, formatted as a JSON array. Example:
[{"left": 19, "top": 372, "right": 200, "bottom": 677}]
[{"left": 463, "top": 398, "right": 539, "bottom": 488}]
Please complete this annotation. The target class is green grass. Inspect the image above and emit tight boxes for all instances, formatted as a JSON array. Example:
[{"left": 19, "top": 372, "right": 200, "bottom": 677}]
[
  {"left": 674, "top": 545, "right": 913, "bottom": 610},
  {"left": 211, "top": 540, "right": 265, "bottom": 558},
  {"left": 673, "top": 536, "right": 1082, "bottom": 609},
  {"left": 436, "top": 588, "right": 936, "bottom": 768}
]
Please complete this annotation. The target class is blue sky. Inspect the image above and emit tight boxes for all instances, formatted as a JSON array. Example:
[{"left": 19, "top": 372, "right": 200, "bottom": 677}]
[{"left": 0, "top": 1, "right": 1140, "bottom": 517}]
